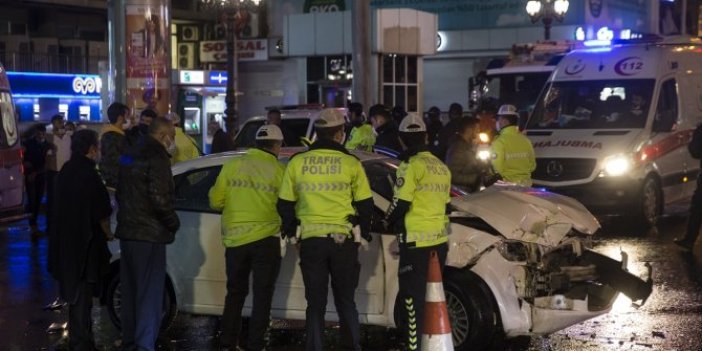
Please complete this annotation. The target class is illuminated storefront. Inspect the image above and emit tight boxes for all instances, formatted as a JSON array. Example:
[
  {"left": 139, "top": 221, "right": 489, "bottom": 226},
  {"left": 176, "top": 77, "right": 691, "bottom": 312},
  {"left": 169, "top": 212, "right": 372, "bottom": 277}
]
[{"left": 7, "top": 72, "right": 103, "bottom": 122}]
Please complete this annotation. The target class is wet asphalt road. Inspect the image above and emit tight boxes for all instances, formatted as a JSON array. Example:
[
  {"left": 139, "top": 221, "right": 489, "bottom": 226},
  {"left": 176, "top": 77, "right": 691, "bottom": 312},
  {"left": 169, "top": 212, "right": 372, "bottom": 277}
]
[{"left": 1, "top": 214, "right": 701, "bottom": 351}]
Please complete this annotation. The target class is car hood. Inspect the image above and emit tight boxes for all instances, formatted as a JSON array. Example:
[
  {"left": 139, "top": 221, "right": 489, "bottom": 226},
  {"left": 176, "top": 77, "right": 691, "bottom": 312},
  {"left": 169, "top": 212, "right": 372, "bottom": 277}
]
[{"left": 450, "top": 185, "right": 600, "bottom": 246}]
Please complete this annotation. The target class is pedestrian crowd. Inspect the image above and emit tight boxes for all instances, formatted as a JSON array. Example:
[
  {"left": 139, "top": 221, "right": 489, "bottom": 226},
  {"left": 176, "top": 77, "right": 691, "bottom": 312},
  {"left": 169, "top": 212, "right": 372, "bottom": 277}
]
[{"left": 30, "top": 99, "right": 546, "bottom": 351}]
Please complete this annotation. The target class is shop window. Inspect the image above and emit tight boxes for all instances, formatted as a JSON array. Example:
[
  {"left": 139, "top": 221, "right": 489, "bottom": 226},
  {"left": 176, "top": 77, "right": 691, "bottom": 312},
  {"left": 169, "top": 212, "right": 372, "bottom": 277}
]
[
  {"left": 306, "top": 55, "right": 352, "bottom": 107},
  {"left": 381, "top": 55, "right": 418, "bottom": 112}
]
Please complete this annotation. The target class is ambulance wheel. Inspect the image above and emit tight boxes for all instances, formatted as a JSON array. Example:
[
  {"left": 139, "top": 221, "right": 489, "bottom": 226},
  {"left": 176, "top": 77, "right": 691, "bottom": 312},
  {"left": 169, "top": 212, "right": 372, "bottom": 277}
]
[
  {"left": 106, "top": 268, "right": 178, "bottom": 333},
  {"left": 443, "top": 268, "right": 501, "bottom": 351},
  {"left": 635, "top": 176, "right": 662, "bottom": 228}
]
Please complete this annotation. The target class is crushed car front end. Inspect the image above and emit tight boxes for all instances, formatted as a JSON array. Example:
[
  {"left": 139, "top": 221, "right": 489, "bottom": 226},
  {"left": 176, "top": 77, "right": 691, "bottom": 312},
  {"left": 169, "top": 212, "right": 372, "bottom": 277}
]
[{"left": 447, "top": 186, "right": 652, "bottom": 337}]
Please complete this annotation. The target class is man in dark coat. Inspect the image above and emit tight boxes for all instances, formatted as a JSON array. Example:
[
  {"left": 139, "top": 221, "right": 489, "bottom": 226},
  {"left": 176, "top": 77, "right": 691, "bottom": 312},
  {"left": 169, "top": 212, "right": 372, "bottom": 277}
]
[
  {"left": 49, "top": 129, "right": 112, "bottom": 350},
  {"left": 126, "top": 108, "right": 157, "bottom": 146},
  {"left": 425, "top": 106, "right": 443, "bottom": 149},
  {"left": 99, "top": 102, "right": 130, "bottom": 189},
  {"left": 211, "top": 117, "right": 237, "bottom": 153},
  {"left": 23, "top": 124, "right": 51, "bottom": 240},
  {"left": 370, "top": 104, "right": 403, "bottom": 153},
  {"left": 116, "top": 117, "right": 180, "bottom": 351},
  {"left": 435, "top": 102, "right": 465, "bottom": 160},
  {"left": 445, "top": 117, "right": 485, "bottom": 193}
]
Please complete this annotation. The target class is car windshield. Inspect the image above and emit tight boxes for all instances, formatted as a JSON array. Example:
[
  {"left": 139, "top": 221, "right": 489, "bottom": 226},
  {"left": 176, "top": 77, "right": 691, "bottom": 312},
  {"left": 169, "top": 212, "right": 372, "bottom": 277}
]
[
  {"left": 484, "top": 72, "right": 551, "bottom": 113},
  {"left": 528, "top": 79, "right": 655, "bottom": 129},
  {"left": 235, "top": 118, "right": 310, "bottom": 148}
]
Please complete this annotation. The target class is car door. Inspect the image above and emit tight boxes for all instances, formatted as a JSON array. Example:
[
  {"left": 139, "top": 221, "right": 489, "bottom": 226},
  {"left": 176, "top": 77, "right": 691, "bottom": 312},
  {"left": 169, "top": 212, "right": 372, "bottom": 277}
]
[{"left": 171, "top": 165, "right": 226, "bottom": 314}]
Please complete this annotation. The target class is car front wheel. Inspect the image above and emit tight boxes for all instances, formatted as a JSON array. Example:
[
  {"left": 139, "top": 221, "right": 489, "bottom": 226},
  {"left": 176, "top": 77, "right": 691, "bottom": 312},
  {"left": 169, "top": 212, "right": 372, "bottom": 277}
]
[
  {"left": 105, "top": 269, "right": 178, "bottom": 332},
  {"left": 443, "top": 268, "right": 502, "bottom": 351}
]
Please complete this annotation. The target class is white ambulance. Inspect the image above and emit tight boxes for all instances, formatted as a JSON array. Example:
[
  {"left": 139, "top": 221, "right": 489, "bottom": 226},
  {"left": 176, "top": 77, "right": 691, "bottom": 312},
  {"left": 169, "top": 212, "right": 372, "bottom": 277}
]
[{"left": 526, "top": 36, "right": 702, "bottom": 227}]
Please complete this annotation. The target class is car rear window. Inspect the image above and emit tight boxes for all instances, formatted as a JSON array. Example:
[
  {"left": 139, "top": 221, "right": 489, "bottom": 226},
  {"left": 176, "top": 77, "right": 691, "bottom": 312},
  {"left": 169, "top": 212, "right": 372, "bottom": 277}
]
[{"left": 0, "top": 91, "right": 18, "bottom": 148}]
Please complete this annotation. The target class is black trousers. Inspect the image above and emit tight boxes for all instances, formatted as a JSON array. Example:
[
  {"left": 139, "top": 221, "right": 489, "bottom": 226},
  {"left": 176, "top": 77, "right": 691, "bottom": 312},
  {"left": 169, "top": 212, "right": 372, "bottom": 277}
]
[
  {"left": 396, "top": 243, "right": 448, "bottom": 351},
  {"left": 68, "top": 281, "right": 96, "bottom": 351},
  {"left": 683, "top": 175, "right": 702, "bottom": 245},
  {"left": 220, "top": 236, "right": 281, "bottom": 351},
  {"left": 25, "top": 171, "right": 46, "bottom": 226},
  {"left": 120, "top": 240, "right": 166, "bottom": 351},
  {"left": 46, "top": 170, "right": 58, "bottom": 233},
  {"left": 299, "top": 237, "right": 361, "bottom": 351}
]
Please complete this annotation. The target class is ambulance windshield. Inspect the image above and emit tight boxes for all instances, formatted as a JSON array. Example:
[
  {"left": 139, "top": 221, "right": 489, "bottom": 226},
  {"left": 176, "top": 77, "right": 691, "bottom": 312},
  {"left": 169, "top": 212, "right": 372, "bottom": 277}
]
[{"left": 528, "top": 79, "right": 655, "bottom": 129}]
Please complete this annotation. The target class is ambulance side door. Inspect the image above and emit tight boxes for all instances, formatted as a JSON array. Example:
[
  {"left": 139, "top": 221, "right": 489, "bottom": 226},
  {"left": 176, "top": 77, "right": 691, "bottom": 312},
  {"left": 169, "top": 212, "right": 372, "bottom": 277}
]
[{"left": 651, "top": 78, "right": 686, "bottom": 204}]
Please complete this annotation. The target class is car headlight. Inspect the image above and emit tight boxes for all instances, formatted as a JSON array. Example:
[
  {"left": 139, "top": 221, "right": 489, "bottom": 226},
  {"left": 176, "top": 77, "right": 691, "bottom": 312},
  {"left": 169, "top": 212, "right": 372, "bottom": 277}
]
[
  {"left": 602, "top": 154, "right": 632, "bottom": 176},
  {"left": 478, "top": 132, "right": 490, "bottom": 143},
  {"left": 477, "top": 149, "right": 491, "bottom": 161}
]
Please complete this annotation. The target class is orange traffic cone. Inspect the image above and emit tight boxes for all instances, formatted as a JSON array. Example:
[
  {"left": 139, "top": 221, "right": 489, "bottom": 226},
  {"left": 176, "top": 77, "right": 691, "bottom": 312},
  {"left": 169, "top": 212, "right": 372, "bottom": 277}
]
[{"left": 421, "top": 250, "right": 453, "bottom": 351}]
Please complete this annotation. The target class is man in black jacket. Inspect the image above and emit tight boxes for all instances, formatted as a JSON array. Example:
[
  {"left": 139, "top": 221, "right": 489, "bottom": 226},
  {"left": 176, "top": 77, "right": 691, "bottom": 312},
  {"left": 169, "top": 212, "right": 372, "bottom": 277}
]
[
  {"left": 49, "top": 129, "right": 112, "bottom": 350},
  {"left": 116, "top": 117, "right": 180, "bottom": 351},
  {"left": 126, "top": 108, "right": 157, "bottom": 146},
  {"left": 370, "top": 104, "right": 403, "bottom": 153},
  {"left": 99, "top": 102, "right": 130, "bottom": 189},
  {"left": 435, "top": 102, "right": 464, "bottom": 160},
  {"left": 675, "top": 123, "right": 702, "bottom": 251}
]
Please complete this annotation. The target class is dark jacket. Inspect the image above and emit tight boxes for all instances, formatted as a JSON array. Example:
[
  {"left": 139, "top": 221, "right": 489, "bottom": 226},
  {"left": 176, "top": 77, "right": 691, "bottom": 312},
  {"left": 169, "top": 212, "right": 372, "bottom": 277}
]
[
  {"left": 126, "top": 123, "right": 149, "bottom": 146},
  {"left": 445, "top": 136, "right": 484, "bottom": 193},
  {"left": 24, "top": 137, "right": 51, "bottom": 174},
  {"left": 435, "top": 118, "right": 463, "bottom": 160},
  {"left": 690, "top": 123, "right": 702, "bottom": 166},
  {"left": 116, "top": 135, "right": 180, "bottom": 243},
  {"left": 99, "top": 130, "right": 127, "bottom": 188},
  {"left": 374, "top": 121, "right": 402, "bottom": 153},
  {"left": 48, "top": 155, "right": 112, "bottom": 303},
  {"left": 427, "top": 119, "right": 443, "bottom": 148},
  {"left": 211, "top": 129, "right": 237, "bottom": 154}
]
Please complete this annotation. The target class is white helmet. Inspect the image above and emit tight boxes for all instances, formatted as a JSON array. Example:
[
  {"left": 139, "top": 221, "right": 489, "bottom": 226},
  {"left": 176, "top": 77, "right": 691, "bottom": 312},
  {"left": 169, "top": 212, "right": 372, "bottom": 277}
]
[
  {"left": 255, "top": 124, "right": 284, "bottom": 141},
  {"left": 497, "top": 104, "right": 519, "bottom": 117},
  {"left": 314, "top": 108, "right": 346, "bottom": 128},
  {"left": 399, "top": 112, "right": 427, "bottom": 133}
]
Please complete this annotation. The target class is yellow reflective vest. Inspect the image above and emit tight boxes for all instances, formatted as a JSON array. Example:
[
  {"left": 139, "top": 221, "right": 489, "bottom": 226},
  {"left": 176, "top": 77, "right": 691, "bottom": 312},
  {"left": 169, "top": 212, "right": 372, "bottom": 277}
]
[
  {"left": 345, "top": 124, "right": 376, "bottom": 152},
  {"left": 490, "top": 126, "right": 536, "bottom": 186},
  {"left": 172, "top": 127, "right": 200, "bottom": 164},
  {"left": 393, "top": 151, "right": 451, "bottom": 247},
  {"left": 278, "top": 145, "right": 372, "bottom": 239},
  {"left": 209, "top": 148, "right": 285, "bottom": 247}
]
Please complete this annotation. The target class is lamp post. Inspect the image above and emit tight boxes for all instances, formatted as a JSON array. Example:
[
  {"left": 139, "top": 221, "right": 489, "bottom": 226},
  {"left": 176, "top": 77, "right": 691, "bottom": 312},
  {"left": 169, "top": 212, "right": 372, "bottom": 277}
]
[
  {"left": 526, "top": 0, "right": 569, "bottom": 40},
  {"left": 200, "top": 0, "right": 262, "bottom": 125}
]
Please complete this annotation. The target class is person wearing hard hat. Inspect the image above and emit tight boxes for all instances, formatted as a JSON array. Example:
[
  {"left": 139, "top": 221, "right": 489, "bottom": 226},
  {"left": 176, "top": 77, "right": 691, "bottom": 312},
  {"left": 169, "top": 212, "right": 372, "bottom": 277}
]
[
  {"left": 208, "top": 124, "right": 286, "bottom": 351},
  {"left": 491, "top": 104, "right": 536, "bottom": 186},
  {"left": 344, "top": 102, "right": 376, "bottom": 152},
  {"left": 277, "top": 108, "right": 374, "bottom": 351},
  {"left": 166, "top": 112, "right": 201, "bottom": 164},
  {"left": 385, "top": 112, "right": 451, "bottom": 351}
]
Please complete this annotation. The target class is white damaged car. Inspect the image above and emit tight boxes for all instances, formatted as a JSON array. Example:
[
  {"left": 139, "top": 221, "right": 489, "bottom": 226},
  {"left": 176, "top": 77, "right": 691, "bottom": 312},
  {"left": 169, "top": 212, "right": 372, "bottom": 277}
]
[{"left": 104, "top": 150, "right": 652, "bottom": 351}]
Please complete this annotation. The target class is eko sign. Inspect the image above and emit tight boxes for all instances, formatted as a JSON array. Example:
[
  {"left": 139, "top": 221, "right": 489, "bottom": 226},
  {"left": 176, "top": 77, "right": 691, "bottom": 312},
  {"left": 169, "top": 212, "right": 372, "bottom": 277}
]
[{"left": 200, "top": 39, "right": 268, "bottom": 63}]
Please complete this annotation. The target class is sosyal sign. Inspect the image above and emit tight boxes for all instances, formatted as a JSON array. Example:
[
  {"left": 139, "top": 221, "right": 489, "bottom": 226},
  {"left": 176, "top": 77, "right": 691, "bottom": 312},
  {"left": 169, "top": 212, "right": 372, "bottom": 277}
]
[{"left": 200, "top": 39, "right": 269, "bottom": 63}]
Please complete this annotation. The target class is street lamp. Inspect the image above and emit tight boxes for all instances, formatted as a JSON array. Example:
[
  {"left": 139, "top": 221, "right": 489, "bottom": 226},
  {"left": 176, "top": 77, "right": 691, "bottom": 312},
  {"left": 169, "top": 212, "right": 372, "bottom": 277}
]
[
  {"left": 199, "top": 0, "right": 263, "bottom": 125},
  {"left": 526, "top": 0, "right": 569, "bottom": 40}
]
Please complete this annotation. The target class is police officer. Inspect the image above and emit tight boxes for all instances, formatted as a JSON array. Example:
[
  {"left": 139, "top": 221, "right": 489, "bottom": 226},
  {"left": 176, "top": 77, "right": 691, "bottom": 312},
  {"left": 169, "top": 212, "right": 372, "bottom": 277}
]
[
  {"left": 491, "top": 104, "right": 536, "bottom": 186},
  {"left": 277, "top": 108, "right": 373, "bottom": 351},
  {"left": 385, "top": 113, "right": 451, "bottom": 351},
  {"left": 209, "top": 125, "right": 286, "bottom": 351},
  {"left": 345, "top": 102, "right": 376, "bottom": 152}
]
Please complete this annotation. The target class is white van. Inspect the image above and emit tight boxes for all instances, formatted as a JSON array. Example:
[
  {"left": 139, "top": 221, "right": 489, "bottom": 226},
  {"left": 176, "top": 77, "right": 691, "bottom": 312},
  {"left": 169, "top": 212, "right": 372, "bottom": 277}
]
[
  {"left": 526, "top": 36, "right": 702, "bottom": 226},
  {"left": 0, "top": 63, "right": 24, "bottom": 222}
]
